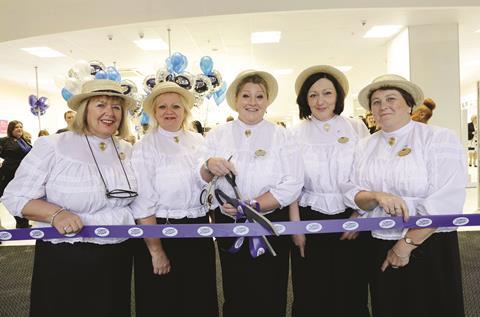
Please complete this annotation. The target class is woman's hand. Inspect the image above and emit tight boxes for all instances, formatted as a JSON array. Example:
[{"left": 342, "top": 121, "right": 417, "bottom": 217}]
[
  {"left": 373, "top": 192, "right": 409, "bottom": 222},
  {"left": 52, "top": 210, "right": 84, "bottom": 235},
  {"left": 206, "top": 157, "right": 236, "bottom": 176},
  {"left": 150, "top": 249, "right": 171, "bottom": 275},
  {"left": 222, "top": 203, "right": 238, "bottom": 217},
  {"left": 292, "top": 234, "right": 306, "bottom": 258},
  {"left": 381, "top": 241, "right": 413, "bottom": 272},
  {"left": 340, "top": 210, "right": 361, "bottom": 240}
]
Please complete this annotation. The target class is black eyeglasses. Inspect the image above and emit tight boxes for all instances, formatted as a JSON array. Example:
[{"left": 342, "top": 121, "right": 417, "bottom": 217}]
[{"left": 86, "top": 136, "right": 138, "bottom": 199}]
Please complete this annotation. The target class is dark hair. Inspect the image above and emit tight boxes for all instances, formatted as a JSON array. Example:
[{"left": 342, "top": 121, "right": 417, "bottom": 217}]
[
  {"left": 7, "top": 120, "right": 22, "bottom": 138},
  {"left": 368, "top": 86, "right": 416, "bottom": 111},
  {"left": 64, "top": 110, "right": 75, "bottom": 120},
  {"left": 296, "top": 72, "right": 345, "bottom": 120},
  {"left": 192, "top": 120, "right": 204, "bottom": 135}
]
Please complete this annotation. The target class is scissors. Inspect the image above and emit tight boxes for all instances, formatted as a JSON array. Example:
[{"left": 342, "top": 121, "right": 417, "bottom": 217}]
[{"left": 215, "top": 171, "right": 279, "bottom": 256}]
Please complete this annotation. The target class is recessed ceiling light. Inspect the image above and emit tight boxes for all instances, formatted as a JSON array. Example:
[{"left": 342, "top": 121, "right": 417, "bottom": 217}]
[
  {"left": 475, "top": 29, "right": 480, "bottom": 33},
  {"left": 273, "top": 69, "right": 293, "bottom": 75},
  {"left": 21, "top": 47, "right": 65, "bottom": 58},
  {"left": 363, "top": 25, "right": 403, "bottom": 38},
  {"left": 335, "top": 65, "right": 352, "bottom": 72},
  {"left": 133, "top": 39, "right": 168, "bottom": 51},
  {"left": 251, "top": 31, "right": 281, "bottom": 44}
]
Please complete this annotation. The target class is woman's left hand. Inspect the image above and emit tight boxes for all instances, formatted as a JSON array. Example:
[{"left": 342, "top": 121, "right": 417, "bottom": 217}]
[
  {"left": 381, "top": 242, "right": 412, "bottom": 272},
  {"left": 340, "top": 210, "right": 361, "bottom": 240}
]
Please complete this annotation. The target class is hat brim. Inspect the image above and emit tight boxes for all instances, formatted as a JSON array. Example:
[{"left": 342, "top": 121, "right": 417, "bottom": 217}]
[
  {"left": 67, "top": 92, "right": 136, "bottom": 111},
  {"left": 143, "top": 83, "right": 195, "bottom": 118},
  {"left": 358, "top": 80, "right": 424, "bottom": 111},
  {"left": 226, "top": 70, "right": 278, "bottom": 112},
  {"left": 295, "top": 65, "right": 349, "bottom": 96}
]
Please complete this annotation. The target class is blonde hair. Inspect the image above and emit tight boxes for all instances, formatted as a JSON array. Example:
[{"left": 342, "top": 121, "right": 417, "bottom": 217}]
[
  {"left": 148, "top": 92, "right": 192, "bottom": 131},
  {"left": 70, "top": 95, "right": 130, "bottom": 139}
]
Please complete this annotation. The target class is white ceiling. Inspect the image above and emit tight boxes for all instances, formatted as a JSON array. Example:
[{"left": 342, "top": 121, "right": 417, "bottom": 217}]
[{"left": 1, "top": 6, "right": 480, "bottom": 123}]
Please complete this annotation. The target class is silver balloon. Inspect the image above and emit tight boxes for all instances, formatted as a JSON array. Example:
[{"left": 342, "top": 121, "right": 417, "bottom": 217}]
[
  {"left": 174, "top": 72, "right": 195, "bottom": 91},
  {"left": 89, "top": 60, "right": 106, "bottom": 76},
  {"left": 156, "top": 68, "right": 170, "bottom": 84},
  {"left": 143, "top": 74, "right": 156, "bottom": 93},
  {"left": 121, "top": 79, "right": 138, "bottom": 96},
  {"left": 194, "top": 74, "right": 213, "bottom": 97}
]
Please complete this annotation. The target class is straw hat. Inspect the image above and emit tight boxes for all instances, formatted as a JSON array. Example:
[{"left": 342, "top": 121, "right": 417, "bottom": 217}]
[
  {"left": 226, "top": 70, "right": 278, "bottom": 111},
  {"left": 295, "top": 65, "right": 349, "bottom": 96},
  {"left": 67, "top": 80, "right": 136, "bottom": 111},
  {"left": 143, "top": 82, "right": 195, "bottom": 118},
  {"left": 358, "top": 74, "right": 424, "bottom": 111}
]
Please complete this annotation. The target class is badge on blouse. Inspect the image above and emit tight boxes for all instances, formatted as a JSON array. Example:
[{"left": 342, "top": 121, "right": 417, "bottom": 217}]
[
  {"left": 337, "top": 137, "right": 349, "bottom": 144},
  {"left": 99, "top": 142, "right": 107, "bottom": 151},
  {"left": 255, "top": 149, "right": 266, "bottom": 157},
  {"left": 119, "top": 152, "right": 126, "bottom": 160},
  {"left": 323, "top": 123, "right": 331, "bottom": 132},
  {"left": 245, "top": 130, "right": 252, "bottom": 137},
  {"left": 398, "top": 147, "right": 412, "bottom": 157},
  {"left": 173, "top": 136, "right": 179, "bottom": 143},
  {"left": 388, "top": 137, "right": 396, "bottom": 146}
]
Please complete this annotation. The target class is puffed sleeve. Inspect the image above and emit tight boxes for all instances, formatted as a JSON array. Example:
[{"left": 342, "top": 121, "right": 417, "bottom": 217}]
[
  {"left": 129, "top": 136, "right": 161, "bottom": 219},
  {"left": 1, "top": 136, "right": 56, "bottom": 216},
  {"left": 417, "top": 128, "right": 467, "bottom": 215},
  {"left": 269, "top": 130, "right": 304, "bottom": 207}
]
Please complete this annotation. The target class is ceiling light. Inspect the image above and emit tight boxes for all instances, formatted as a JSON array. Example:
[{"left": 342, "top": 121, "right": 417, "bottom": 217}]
[
  {"left": 134, "top": 39, "right": 168, "bottom": 51},
  {"left": 335, "top": 65, "right": 352, "bottom": 72},
  {"left": 475, "top": 29, "right": 480, "bottom": 33},
  {"left": 251, "top": 31, "right": 281, "bottom": 44},
  {"left": 21, "top": 47, "right": 65, "bottom": 58},
  {"left": 273, "top": 69, "right": 293, "bottom": 75},
  {"left": 363, "top": 25, "right": 403, "bottom": 38}
]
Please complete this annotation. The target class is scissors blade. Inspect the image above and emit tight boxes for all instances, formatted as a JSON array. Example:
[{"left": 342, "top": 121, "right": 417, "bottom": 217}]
[
  {"left": 260, "top": 235, "right": 277, "bottom": 256},
  {"left": 242, "top": 204, "right": 279, "bottom": 236}
]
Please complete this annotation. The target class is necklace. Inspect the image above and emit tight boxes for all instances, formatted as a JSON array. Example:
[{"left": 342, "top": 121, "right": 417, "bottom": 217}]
[{"left": 99, "top": 142, "right": 107, "bottom": 151}]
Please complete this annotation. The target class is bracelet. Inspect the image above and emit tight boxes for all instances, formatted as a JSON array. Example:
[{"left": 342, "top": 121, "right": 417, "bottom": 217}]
[
  {"left": 49, "top": 207, "right": 66, "bottom": 226},
  {"left": 203, "top": 158, "right": 213, "bottom": 174}
]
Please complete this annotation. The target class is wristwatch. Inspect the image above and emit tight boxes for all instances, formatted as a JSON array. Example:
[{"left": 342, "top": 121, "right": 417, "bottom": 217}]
[
  {"left": 203, "top": 158, "right": 212, "bottom": 174},
  {"left": 403, "top": 236, "right": 421, "bottom": 247}
]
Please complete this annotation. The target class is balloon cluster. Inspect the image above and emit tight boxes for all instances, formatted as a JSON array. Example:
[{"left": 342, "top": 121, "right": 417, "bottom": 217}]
[
  {"left": 28, "top": 95, "right": 49, "bottom": 116},
  {"left": 143, "top": 53, "right": 226, "bottom": 107}
]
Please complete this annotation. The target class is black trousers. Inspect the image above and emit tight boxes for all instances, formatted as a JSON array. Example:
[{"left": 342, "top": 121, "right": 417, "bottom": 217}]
[
  {"left": 30, "top": 240, "right": 132, "bottom": 317},
  {"left": 369, "top": 231, "right": 464, "bottom": 317},
  {"left": 133, "top": 215, "right": 219, "bottom": 317},
  {"left": 291, "top": 206, "right": 371, "bottom": 317},
  {"left": 215, "top": 207, "right": 290, "bottom": 317}
]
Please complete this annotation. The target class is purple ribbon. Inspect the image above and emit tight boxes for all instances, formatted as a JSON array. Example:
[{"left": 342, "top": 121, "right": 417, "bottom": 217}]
[{"left": 0, "top": 214, "right": 479, "bottom": 242}]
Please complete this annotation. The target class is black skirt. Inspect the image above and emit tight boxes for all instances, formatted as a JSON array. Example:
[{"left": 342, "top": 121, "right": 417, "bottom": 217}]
[
  {"left": 215, "top": 207, "right": 290, "bottom": 317},
  {"left": 369, "top": 231, "right": 464, "bottom": 317},
  {"left": 290, "top": 206, "right": 371, "bottom": 317},
  {"left": 30, "top": 239, "right": 132, "bottom": 317},
  {"left": 132, "top": 214, "right": 218, "bottom": 317}
]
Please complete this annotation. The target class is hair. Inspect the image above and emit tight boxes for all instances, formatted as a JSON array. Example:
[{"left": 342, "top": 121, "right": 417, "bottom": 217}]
[
  {"left": 7, "top": 120, "right": 22, "bottom": 138},
  {"left": 192, "top": 120, "right": 204, "bottom": 135},
  {"left": 38, "top": 129, "right": 50, "bottom": 137},
  {"left": 296, "top": 72, "right": 345, "bottom": 120},
  {"left": 226, "top": 115, "right": 234, "bottom": 122},
  {"left": 367, "top": 86, "right": 416, "bottom": 111},
  {"left": 411, "top": 98, "right": 436, "bottom": 123},
  {"left": 64, "top": 110, "right": 75, "bottom": 120},
  {"left": 149, "top": 92, "right": 192, "bottom": 131},
  {"left": 70, "top": 95, "right": 130, "bottom": 139},
  {"left": 235, "top": 75, "right": 270, "bottom": 100}
]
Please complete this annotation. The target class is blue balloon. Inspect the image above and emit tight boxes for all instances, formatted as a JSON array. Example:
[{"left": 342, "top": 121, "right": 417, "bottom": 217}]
[
  {"left": 213, "top": 90, "right": 225, "bottom": 106},
  {"left": 140, "top": 111, "right": 150, "bottom": 125},
  {"left": 200, "top": 56, "right": 213, "bottom": 75},
  {"left": 106, "top": 66, "right": 121, "bottom": 82},
  {"left": 61, "top": 88, "right": 73, "bottom": 101},
  {"left": 95, "top": 70, "right": 108, "bottom": 79},
  {"left": 169, "top": 52, "right": 187, "bottom": 74}
]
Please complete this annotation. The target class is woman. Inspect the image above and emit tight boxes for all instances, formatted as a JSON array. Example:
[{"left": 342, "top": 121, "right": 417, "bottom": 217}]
[
  {"left": 1, "top": 79, "right": 137, "bottom": 316},
  {"left": 200, "top": 70, "right": 303, "bottom": 317},
  {"left": 343, "top": 74, "right": 466, "bottom": 317},
  {"left": 289, "top": 65, "right": 370, "bottom": 317},
  {"left": 0, "top": 120, "right": 32, "bottom": 228},
  {"left": 130, "top": 81, "right": 218, "bottom": 317},
  {"left": 467, "top": 114, "right": 477, "bottom": 167}
]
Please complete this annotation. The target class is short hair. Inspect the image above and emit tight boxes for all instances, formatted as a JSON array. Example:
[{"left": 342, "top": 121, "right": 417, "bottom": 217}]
[
  {"left": 235, "top": 75, "right": 269, "bottom": 100},
  {"left": 7, "top": 120, "right": 22, "bottom": 138},
  {"left": 296, "top": 72, "right": 345, "bottom": 120},
  {"left": 64, "top": 110, "right": 75, "bottom": 120},
  {"left": 149, "top": 92, "right": 192, "bottom": 131},
  {"left": 367, "top": 86, "right": 416, "bottom": 110},
  {"left": 38, "top": 129, "right": 49, "bottom": 137},
  {"left": 192, "top": 120, "right": 204, "bottom": 135},
  {"left": 70, "top": 96, "right": 130, "bottom": 139}
]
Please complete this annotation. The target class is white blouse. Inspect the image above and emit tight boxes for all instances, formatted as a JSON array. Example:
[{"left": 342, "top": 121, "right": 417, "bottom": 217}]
[
  {"left": 292, "top": 115, "right": 369, "bottom": 214},
  {"left": 342, "top": 120, "right": 467, "bottom": 240},
  {"left": 203, "top": 119, "right": 303, "bottom": 215},
  {"left": 1, "top": 132, "right": 137, "bottom": 244},
  {"left": 129, "top": 127, "right": 207, "bottom": 219}
]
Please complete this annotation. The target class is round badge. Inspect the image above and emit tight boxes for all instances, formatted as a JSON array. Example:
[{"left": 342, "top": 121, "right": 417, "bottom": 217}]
[
  {"left": 0, "top": 231, "right": 13, "bottom": 241},
  {"left": 306, "top": 222, "right": 322, "bottom": 233},
  {"left": 197, "top": 226, "right": 214, "bottom": 237},
  {"left": 257, "top": 248, "right": 265, "bottom": 257},
  {"left": 233, "top": 225, "right": 249, "bottom": 236},
  {"left": 234, "top": 237, "right": 245, "bottom": 249},
  {"left": 342, "top": 221, "right": 359, "bottom": 231},
  {"left": 415, "top": 218, "right": 433, "bottom": 227},
  {"left": 379, "top": 219, "right": 396, "bottom": 229},
  {"left": 273, "top": 224, "right": 286, "bottom": 234},
  {"left": 337, "top": 137, "right": 349, "bottom": 144},
  {"left": 29, "top": 230, "right": 45, "bottom": 239},
  {"left": 94, "top": 227, "right": 110, "bottom": 237},
  {"left": 452, "top": 217, "right": 469, "bottom": 226},
  {"left": 128, "top": 227, "right": 144, "bottom": 237},
  {"left": 398, "top": 147, "right": 412, "bottom": 157},
  {"left": 162, "top": 227, "right": 178, "bottom": 237}
]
